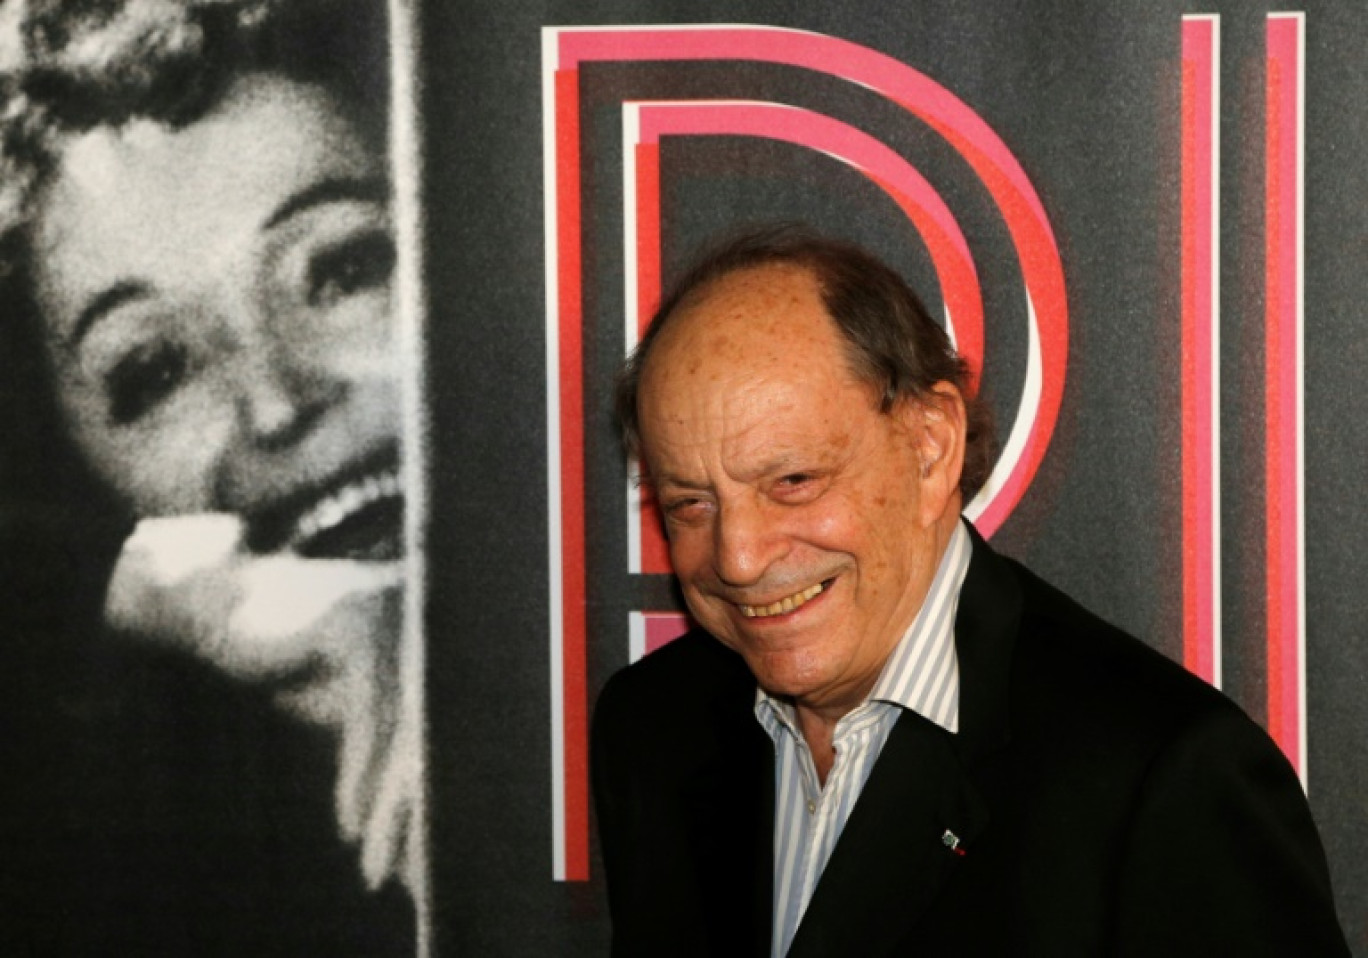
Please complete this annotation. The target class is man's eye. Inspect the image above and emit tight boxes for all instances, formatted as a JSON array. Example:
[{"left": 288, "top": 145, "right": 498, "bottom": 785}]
[
  {"left": 307, "top": 231, "right": 395, "bottom": 307},
  {"left": 664, "top": 497, "right": 710, "bottom": 522},
  {"left": 773, "top": 472, "right": 823, "bottom": 503},
  {"left": 105, "top": 341, "right": 190, "bottom": 425},
  {"left": 775, "top": 473, "right": 815, "bottom": 493}
]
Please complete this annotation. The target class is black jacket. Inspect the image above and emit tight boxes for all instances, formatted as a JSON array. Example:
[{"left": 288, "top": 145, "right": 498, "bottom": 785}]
[{"left": 592, "top": 527, "right": 1349, "bottom": 957}]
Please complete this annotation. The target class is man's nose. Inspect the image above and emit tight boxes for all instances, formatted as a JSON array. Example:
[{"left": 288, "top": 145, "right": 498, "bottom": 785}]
[{"left": 712, "top": 496, "right": 788, "bottom": 587}]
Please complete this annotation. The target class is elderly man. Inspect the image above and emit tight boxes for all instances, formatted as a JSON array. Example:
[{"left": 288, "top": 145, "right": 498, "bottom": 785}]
[{"left": 592, "top": 228, "right": 1348, "bottom": 957}]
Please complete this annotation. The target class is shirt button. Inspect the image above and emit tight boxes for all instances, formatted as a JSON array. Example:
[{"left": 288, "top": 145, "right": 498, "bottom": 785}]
[{"left": 806, "top": 800, "right": 816, "bottom": 814}]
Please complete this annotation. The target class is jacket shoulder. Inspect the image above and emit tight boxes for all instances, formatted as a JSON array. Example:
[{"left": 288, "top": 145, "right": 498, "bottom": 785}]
[
  {"left": 593, "top": 630, "right": 756, "bottom": 765},
  {"left": 1006, "top": 555, "right": 1238, "bottom": 732},
  {"left": 596, "top": 629, "right": 752, "bottom": 714}
]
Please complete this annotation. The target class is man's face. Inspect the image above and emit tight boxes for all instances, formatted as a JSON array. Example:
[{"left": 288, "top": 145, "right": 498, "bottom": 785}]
[{"left": 638, "top": 263, "right": 960, "bottom": 715}]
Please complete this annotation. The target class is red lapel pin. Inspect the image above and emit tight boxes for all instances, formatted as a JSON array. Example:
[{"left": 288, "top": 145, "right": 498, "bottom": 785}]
[{"left": 941, "top": 829, "right": 967, "bottom": 856}]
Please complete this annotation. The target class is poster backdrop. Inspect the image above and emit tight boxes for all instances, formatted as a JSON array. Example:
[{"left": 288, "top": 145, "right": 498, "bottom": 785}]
[{"left": 425, "top": 1, "right": 1367, "bottom": 953}]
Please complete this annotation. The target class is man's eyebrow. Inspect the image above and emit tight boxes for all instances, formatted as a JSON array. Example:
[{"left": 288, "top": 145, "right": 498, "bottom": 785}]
[
  {"left": 66, "top": 280, "right": 151, "bottom": 353},
  {"left": 262, "top": 175, "right": 388, "bottom": 231},
  {"left": 649, "top": 473, "right": 712, "bottom": 491}
]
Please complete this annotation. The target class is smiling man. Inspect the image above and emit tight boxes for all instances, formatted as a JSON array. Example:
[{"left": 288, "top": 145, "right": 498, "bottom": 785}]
[{"left": 592, "top": 228, "right": 1348, "bottom": 957}]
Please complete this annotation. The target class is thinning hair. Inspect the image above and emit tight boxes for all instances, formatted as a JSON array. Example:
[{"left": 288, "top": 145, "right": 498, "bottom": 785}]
[{"left": 615, "top": 226, "right": 996, "bottom": 501}]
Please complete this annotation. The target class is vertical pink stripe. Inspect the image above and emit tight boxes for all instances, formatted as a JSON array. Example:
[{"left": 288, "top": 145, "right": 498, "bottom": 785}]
[
  {"left": 636, "top": 142, "right": 662, "bottom": 337},
  {"left": 634, "top": 142, "right": 674, "bottom": 575},
  {"left": 554, "top": 68, "right": 591, "bottom": 881},
  {"left": 1265, "top": 14, "right": 1305, "bottom": 779},
  {"left": 1180, "top": 17, "right": 1219, "bottom": 686}
]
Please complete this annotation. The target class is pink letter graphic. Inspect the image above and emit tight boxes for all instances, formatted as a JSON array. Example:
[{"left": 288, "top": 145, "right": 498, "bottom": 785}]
[{"left": 543, "top": 23, "right": 1069, "bottom": 880}]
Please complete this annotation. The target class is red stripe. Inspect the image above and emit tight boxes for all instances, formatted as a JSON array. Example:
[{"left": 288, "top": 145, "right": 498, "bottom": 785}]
[
  {"left": 1180, "top": 18, "right": 1217, "bottom": 685},
  {"left": 637, "top": 142, "right": 662, "bottom": 335},
  {"left": 635, "top": 142, "right": 673, "bottom": 575},
  {"left": 1264, "top": 17, "right": 1302, "bottom": 776},
  {"left": 1180, "top": 54, "right": 1200, "bottom": 678},
  {"left": 1265, "top": 39, "right": 1286, "bottom": 753},
  {"left": 555, "top": 68, "right": 590, "bottom": 880}
]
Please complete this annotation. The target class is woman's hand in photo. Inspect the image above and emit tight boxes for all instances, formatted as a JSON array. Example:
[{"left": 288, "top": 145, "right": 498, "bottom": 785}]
[{"left": 103, "top": 514, "right": 419, "bottom": 895}]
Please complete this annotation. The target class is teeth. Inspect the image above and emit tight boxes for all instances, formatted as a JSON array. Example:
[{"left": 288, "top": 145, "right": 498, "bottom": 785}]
[
  {"left": 289, "top": 469, "right": 402, "bottom": 547},
  {"left": 739, "top": 581, "right": 825, "bottom": 618}
]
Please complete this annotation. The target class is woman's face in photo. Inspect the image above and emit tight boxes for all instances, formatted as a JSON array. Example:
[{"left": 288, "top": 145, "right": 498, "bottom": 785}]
[{"left": 32, "top": 72, "right": 402, "bottom": 559}]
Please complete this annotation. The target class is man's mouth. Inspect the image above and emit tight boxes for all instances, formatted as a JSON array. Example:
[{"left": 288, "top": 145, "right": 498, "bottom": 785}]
[
  {"left": 738, "top": 579, "right": 829, "bottom": 618},
  {"left": 245, "top": 456, "right": 405, "bottom": 562}
]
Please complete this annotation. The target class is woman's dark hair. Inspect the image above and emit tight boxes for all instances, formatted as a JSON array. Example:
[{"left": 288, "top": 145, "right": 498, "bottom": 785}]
[{"left": 615, "top": 225, "right": 996, "bottom": 501}]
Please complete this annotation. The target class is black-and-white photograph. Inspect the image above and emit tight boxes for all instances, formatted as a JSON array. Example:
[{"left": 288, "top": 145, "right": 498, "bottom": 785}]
[{"left": 1, "top": 0, "right": 423, "bottom": 953}]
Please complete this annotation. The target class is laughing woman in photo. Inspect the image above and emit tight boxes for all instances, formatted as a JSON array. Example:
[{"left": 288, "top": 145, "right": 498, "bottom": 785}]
[{"left": 0, "top": 0, "right": 419, "bottom": 951}]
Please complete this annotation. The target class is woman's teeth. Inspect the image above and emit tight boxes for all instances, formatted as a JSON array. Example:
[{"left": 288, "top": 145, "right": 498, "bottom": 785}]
[
  {"left": 740, "top": 581, "right": 825, "bottom": 618},
  {"left": 288, "top": 470, "right": 402, "bottom": 548}
]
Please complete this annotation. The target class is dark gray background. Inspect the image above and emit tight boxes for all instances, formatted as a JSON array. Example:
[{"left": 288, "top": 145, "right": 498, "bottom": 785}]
[{"left": 424, "top": 2, "right": 1368, "bottom": 952}]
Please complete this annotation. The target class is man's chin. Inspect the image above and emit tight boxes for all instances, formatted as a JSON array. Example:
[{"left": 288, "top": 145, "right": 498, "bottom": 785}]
[{"left": 741, "top": 649, "right": 836, "bottom": 705}]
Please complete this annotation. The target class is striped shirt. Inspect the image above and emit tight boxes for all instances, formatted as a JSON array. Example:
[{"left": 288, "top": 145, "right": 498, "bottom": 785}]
[{"left": 756, "top": 521, "right": 971, "bottom": 957}]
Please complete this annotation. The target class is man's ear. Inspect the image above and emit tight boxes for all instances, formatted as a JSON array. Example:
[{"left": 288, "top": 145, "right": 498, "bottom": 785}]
[{"left": 893, "top": 381, "right": 966, "bottom": 526}]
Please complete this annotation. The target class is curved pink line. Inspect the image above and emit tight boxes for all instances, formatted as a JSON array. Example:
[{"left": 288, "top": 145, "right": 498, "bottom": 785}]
[
  {"left": 557, "top": 26, "right": 1068, "bottom": 536},
  {"left": 636, "top": 101, "right": 984, "bottom": 377},
  {"left": 559, "top": 27, "right": 1049, "bottom": 224}
]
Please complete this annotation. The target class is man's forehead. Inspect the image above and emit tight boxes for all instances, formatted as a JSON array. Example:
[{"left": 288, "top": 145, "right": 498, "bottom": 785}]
[
  {"left": 643, "top": 263, "right": 841, "bottom": 384},
  {"left": 674, "top": 261, "right": 820, "bottom": 332}
]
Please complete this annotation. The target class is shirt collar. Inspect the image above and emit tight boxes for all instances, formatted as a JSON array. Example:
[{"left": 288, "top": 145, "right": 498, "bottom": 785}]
[{"left": 866, "top": 520, "right": 970, "bottom": 732}]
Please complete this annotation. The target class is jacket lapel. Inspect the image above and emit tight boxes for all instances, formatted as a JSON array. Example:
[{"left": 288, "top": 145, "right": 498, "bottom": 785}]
[
  {"left": 952, "top": 524, "right": 1020, "bottom": 768},
  {"left": 786, "top": 709, "right": 989, "bottom": 958},
  {"left": 679, "top": 656, "right": 775, "bottom": 957},
  {"left": 786, "top": 524, "right": 1021, "bottom": 957}
]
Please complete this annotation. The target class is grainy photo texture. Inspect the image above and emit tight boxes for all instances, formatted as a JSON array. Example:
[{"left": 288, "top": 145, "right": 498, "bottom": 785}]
[{"left": 0, "top": 1, "right": 423, "bottom": 953}]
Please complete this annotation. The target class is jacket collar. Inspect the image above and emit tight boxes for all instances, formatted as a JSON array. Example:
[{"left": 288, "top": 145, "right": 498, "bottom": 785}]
[{"left": 951, "top": 521, "right": 1021, "bottom": 766}]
